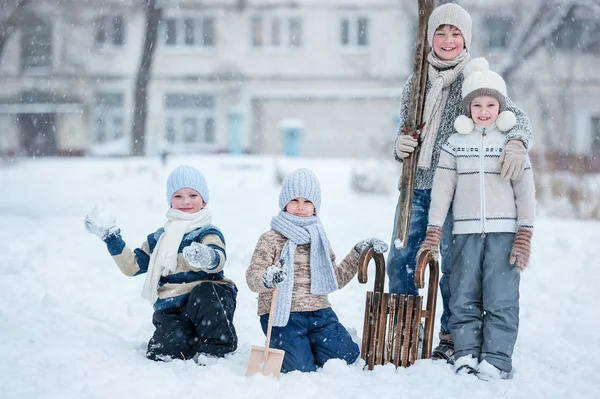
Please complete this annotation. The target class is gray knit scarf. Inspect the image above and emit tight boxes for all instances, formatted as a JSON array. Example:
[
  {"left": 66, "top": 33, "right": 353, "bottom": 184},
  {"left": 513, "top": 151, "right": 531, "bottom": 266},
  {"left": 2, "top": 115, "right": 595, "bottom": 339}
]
[
  {"left": 270, "top": 211, "right": 339, "bottom": 327},
  {"left": 419, "top": 49, "right": 470, "bottom": 169}
]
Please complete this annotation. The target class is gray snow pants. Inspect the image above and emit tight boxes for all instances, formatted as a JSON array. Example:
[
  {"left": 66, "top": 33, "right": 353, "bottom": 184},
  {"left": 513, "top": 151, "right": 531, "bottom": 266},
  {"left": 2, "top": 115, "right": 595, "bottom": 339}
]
[{"left": 448, "top": 233, "right": 520, "bottom": 373}]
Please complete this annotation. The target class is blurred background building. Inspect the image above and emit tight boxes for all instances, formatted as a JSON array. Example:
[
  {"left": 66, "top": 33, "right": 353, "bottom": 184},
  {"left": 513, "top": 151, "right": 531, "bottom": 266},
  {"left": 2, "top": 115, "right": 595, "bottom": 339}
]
[{"left": 0, "top": 0, "right": 599, "bottom": 165}]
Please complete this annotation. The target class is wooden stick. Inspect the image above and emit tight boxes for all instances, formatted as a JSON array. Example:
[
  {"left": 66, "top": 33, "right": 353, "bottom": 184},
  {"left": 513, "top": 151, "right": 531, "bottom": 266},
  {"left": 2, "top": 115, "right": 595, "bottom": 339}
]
[
  {"left": 263, "top": 286, "right": 278, "bottom": 364},
  {"left": 395, "top": 0, "right": 436, "bottom": 246}
]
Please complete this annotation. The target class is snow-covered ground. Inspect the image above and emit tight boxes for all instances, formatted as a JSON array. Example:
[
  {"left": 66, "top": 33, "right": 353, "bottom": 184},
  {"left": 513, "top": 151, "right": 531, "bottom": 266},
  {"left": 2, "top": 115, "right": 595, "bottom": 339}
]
[{"left": 1, "top": 155, "right": 599, "bottom": 399}]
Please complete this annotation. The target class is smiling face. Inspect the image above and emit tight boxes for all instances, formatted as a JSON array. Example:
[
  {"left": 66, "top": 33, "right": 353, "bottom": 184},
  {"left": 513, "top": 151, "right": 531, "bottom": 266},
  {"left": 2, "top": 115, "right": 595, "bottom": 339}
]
[
  {"left": 170, "top": 187, "right": 205, "bottom": 213},
  {"left": 432, "top": 25, "right": 465, "bottom": 61},
  {"left": 470, "top": 96, "right": 500, "bottom": 128},
  {"left": 285, "top": 197, "right": 315, "bottom": 217}
]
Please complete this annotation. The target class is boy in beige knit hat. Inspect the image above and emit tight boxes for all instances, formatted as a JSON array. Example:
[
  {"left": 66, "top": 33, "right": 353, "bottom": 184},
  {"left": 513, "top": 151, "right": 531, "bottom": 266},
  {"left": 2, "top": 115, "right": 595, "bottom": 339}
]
[
  {"left": 388, "top": 2, "right": 533, "bottom": 362},
  {"left": 419, "top": 58, "right": 536, "bottom": 380}
]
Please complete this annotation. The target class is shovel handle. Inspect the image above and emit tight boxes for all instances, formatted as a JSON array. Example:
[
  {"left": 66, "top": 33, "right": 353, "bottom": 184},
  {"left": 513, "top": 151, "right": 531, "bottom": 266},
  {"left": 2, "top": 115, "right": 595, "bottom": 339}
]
[{"left": 263, "top": 286, "right": 278, "bottom": 363}]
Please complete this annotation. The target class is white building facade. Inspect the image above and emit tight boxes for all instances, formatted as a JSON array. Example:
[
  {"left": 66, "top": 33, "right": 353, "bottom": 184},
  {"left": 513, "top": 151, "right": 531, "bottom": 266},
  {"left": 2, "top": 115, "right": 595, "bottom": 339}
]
[{"left": 0, "top": 0, "right": 598, "bottom": 161}]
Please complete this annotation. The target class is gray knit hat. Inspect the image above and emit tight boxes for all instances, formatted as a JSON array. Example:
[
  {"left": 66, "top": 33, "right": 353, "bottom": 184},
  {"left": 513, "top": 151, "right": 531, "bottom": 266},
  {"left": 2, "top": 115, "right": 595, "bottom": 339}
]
[
  {"left": 278, "top": 168, "right": 321, "bottom": 213},
  {"left": 427, "top": 3, "right": 472, "bottom": 50},
  {"left": 166, "top": 165, "right": 209, "bottom": 205}
]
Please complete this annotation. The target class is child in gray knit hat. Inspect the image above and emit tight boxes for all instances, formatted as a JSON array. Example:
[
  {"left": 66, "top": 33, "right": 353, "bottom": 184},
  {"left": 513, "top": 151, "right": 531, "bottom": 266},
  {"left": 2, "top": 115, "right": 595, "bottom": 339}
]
[
  {"left": 419, "top": 58, "right": 536, "bottom": 380},
  {"left": 246, "top": 168, "right": 388, "bottom": 373},
  {"left": 387, "top": 2, "right": 534, "bottom": 363},
  {"left": 84, "top": 164, "right": 238, "bottom": 362}
]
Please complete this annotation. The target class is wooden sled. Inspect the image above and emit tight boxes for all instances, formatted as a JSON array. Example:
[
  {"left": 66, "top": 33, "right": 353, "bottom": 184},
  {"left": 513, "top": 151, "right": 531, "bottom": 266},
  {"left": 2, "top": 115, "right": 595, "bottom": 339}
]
[{"left": 358, "top": 248, "right": 439, "bottom": 369}]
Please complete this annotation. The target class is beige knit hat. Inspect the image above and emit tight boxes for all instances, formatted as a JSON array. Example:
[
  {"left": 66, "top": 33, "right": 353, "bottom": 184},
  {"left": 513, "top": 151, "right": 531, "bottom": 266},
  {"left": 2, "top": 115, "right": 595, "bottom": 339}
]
[{"left": 427, "top": 3, "right": 472, "bottom": 50}]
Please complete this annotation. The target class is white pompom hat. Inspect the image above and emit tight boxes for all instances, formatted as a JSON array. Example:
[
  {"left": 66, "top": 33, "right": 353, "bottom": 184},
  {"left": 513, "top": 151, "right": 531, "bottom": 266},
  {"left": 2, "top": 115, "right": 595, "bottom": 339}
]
[{"left": 455, "top": 57, "right": 517, "bottom": 134}]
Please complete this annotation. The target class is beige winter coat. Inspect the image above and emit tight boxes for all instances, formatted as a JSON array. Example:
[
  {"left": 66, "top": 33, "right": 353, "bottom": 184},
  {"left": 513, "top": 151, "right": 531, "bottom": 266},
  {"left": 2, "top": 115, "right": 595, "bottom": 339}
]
[{"left": 246, "top": 229, "right": 360, "bottom": 316}]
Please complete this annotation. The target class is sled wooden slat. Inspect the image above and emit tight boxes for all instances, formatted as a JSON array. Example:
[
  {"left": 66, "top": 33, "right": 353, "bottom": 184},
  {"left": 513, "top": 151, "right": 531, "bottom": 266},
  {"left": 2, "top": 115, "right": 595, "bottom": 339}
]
[
  {"left": 410, "top": 296, "right": 424, "bottom": 364},
  {"left": 358, "top": 247, "right": 439, "bottom": 369},
  {"left": 375, "top": 293, "right": 389, "bottom": 365},
  {"left": 385, "top": 294, "right": 398, "bottom": 364},
  {"left": 401, "top": 295, "right": 414, "bottom": 367}
]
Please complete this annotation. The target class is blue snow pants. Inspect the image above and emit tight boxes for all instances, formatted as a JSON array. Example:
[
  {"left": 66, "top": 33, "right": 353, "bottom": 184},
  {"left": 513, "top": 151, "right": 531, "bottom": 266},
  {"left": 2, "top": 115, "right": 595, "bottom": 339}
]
[
  {"left": 387, "top": 189, "right": 454, "bottom": 334},
  {"left": 260, "top": 307, "right": 360, "bottom": 373}
]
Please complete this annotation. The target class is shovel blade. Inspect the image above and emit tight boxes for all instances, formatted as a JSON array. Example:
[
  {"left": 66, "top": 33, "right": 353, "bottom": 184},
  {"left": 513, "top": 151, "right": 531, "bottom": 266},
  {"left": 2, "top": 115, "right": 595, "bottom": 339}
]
[{"left": 246, "top": 345, "right": 285, "bottom": 378}]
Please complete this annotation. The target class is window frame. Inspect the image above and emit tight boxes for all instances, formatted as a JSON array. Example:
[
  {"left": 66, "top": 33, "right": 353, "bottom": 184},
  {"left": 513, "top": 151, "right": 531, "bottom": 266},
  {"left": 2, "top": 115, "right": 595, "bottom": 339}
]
[
  {"left": 251, "top": 14, "right": 303, "bottom": 50},
  {"left": 163, "top": 93, "right": 216, "bottom": 147},
  {"left": 93, "top": 14, "right": 127, "bottom": 50},
  {"left": 338, "top": 14, "right": 370, "bottom": 50},
  {"left": 160, "top": 14, "right": 217, "bottom": 50},
  {"left": 93, "top": 91, "right": 126, "bottom": 145}
]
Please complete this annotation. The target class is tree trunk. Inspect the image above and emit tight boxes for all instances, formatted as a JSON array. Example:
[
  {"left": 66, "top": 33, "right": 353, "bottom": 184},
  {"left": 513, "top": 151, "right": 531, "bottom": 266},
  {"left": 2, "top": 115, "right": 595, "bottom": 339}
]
[
  {"left": 131, "top": 0, "right": 162, "bottom": 156},
  {"left": 0, "top": 0, "right": 32, "bottom": 59}
]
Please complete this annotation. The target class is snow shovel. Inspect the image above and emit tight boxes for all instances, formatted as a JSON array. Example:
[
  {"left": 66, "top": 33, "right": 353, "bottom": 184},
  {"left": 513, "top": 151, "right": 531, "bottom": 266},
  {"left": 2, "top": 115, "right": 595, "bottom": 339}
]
[{"left": 246, "top": 285, "right": 285, "bottom": 378}]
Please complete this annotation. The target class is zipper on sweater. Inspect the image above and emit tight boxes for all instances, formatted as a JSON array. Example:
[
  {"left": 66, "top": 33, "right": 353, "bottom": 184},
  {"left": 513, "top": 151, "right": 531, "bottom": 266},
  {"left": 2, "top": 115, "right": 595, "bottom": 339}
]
[{"left": 480, "top": 128, "right": 487, "bottom": 235}]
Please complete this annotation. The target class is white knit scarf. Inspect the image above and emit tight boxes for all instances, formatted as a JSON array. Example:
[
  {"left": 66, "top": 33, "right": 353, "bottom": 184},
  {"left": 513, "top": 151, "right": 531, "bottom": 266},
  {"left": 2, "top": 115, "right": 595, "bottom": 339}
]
[
  {"left": 419, "top": 49, "right": 470, "bottom": 169},
  {"left": 142, "top": 207, "right": 213, "bottom": 304}
]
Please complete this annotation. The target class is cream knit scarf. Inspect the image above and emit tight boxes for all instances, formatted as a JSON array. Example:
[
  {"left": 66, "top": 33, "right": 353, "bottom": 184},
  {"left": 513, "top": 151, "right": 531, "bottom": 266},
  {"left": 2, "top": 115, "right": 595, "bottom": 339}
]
[
  {"left": 419, "top": 49, "right": 470, "bottom": 169},
  {"left": 142, "top": 207, "right": 213, "bottom": 304}
]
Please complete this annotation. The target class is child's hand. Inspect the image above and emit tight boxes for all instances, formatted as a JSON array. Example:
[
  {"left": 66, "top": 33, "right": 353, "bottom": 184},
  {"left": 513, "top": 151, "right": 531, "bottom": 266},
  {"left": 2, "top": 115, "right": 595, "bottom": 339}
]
[
  {"left": 84, "top": 205, "right": 120, "bottom": 240},
  {"left": 510, "top": 228, "right": 533, "bottom": 271},
  {"left": 182, "top": 242, "right": 217, "bottom": 269},
  {"left": 416, "top": 227, "right": 442, "bottom": 262},
  {"left": 395, "top": 134, "right": 419, "bottom": 158},
  {"left": 354, "top": 238, "right": 389, "bottom": 255},
  {"left": 262, "top": 264, "right": 287, "bottom": 289}
]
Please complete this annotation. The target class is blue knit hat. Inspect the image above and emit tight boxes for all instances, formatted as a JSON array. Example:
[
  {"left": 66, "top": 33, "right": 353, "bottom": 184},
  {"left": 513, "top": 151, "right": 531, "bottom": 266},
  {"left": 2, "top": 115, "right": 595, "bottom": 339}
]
[
  {"left": 279, "top": 168, "right": 322, "bottom": 212},
  {"left": 166, "top": 165, "right": 209, "bottom": 205}
]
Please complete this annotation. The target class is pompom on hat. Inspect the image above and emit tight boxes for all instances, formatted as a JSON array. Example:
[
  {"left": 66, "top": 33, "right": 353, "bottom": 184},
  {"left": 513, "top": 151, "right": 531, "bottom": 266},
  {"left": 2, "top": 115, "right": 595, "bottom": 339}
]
[
  {"left": 427, "top": 3, "right": 472, "bottom": 50},
  {"left": 166, "top": 165, "right": 209, "bottom": 205},
  {"left": 455, "top": 57, "right": 517, "bottom": 134},
  {"left": 278, "top": 168, "right": 322, "bottom": 213}
]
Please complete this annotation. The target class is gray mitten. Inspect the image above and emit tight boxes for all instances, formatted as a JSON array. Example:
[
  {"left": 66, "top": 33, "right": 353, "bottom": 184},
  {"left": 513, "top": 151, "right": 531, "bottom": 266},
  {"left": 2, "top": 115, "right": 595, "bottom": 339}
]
[
  {"left": 354, "top": 238, "right": 389, "bottom": 255},
  {"left": 182, "top": 242, "right": 217, "bottom": 270},
  {"left": 84, "top": 205, "right": 120, "bottom": 240},
  {"left": 262, "top": 264, "right": 287, "bottom": 289}
]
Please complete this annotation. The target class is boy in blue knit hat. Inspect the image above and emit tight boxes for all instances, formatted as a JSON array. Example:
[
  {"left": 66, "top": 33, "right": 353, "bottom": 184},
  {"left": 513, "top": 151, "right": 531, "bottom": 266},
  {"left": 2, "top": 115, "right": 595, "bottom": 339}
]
[
  {"left": 246, "top": 168, "right": 389, "bottom": 373},
  {"left": 84, "top": 165, "right": 238, "bottom": 362}
]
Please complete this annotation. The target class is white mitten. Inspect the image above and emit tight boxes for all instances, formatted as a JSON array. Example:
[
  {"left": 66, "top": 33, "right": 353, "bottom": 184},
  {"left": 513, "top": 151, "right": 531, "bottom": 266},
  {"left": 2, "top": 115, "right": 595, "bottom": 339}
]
[
  {"left": 262, "top": 264, "right": 287, "bottom": 289},
  {"left": 354, "top": 237, "right": 389, "bottom": 254},
  {"left": 395, "top": 135, "right": 418, "bottom": 158},
  {"left": 84, "top": 205, "right": 119, "bottom": 240},
  {"left": 182, "top": 242, "right": 217, "bottom": 269}
]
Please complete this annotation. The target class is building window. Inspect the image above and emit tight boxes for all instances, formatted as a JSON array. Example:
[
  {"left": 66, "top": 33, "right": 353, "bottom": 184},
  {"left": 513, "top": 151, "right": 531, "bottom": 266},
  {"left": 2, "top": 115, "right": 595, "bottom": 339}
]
[
  {"left": 554, "top": 17, "right": 600, "bottom": 52},
  {"left": 252, "top": 16, "right": 303, "bottom": 48},
  {"left": 20, "top": 14, "right": 52, "bottom": 70},
  {"left": 162, "top": 17, "right": 215, "bottom": 47},
  {"left": 164, "top": 94, "right": 215, "bottom": 145},
  {"left": 484, "top": 16, "right": 513, "bottom": 49},
  {"left": 340, "top": 16, "right": 369, "bottom": 47},
  {"left": 94, "top": 93, "right": 125, "bottom": 144},
  {"left": 94, "top": 15, "right": 126, "bottom": 47}
]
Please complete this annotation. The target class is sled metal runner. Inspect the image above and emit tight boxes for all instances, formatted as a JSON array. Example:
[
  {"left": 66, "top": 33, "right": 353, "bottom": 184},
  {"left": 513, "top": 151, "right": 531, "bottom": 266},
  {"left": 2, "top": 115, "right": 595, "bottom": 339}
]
[{"left": 358, "top": 248, "right": 439, "bottom": 369}]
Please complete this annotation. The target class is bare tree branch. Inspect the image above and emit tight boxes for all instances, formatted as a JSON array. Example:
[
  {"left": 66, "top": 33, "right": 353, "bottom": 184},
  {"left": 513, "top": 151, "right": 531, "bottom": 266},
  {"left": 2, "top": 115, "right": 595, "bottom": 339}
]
[{"left": 0, "top": 0, "right": 32, "bottom": 58}]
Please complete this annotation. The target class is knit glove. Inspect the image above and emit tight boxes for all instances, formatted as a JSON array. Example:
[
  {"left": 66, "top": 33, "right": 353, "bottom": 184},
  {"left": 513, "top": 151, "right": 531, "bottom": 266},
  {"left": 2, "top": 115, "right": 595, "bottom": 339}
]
[
  {"left": 182, "top": 242, "right": 217, "bottom": 270},
  {"left": 510, "top": 228, "right": 533, "bottom": 271},
  {"left": 395, "top": 134, "right": 419, "bottom": 159},
  {"left": 417, "top": 226, "right": 442, "bottom": 262},
  {"left": 84, "top": 205, "right": 120, "bottom": 240},
  {"left": 499, "top": 140, "right": 527, "bottom": 180},
  {"left": 354, "top": 238, "right": 389, "bottom": 255},
  {"left": 262, "top": 263, "right": 287, "bottom": 289}
]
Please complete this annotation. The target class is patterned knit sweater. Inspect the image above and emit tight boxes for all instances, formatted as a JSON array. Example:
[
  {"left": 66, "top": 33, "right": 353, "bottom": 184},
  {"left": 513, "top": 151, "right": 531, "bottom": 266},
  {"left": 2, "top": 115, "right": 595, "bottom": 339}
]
[
  {"left": 393, "top": 74, "right": 533, "bottom": 190},
  {"left": 246, "top": 230, "right": 360, "bottom": 316},
  {"left": 428, "top": 123, "right": 536, "bottom": 234},
  {"left": 103, "top": 224, "right": 235, "bottom": 311}
]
